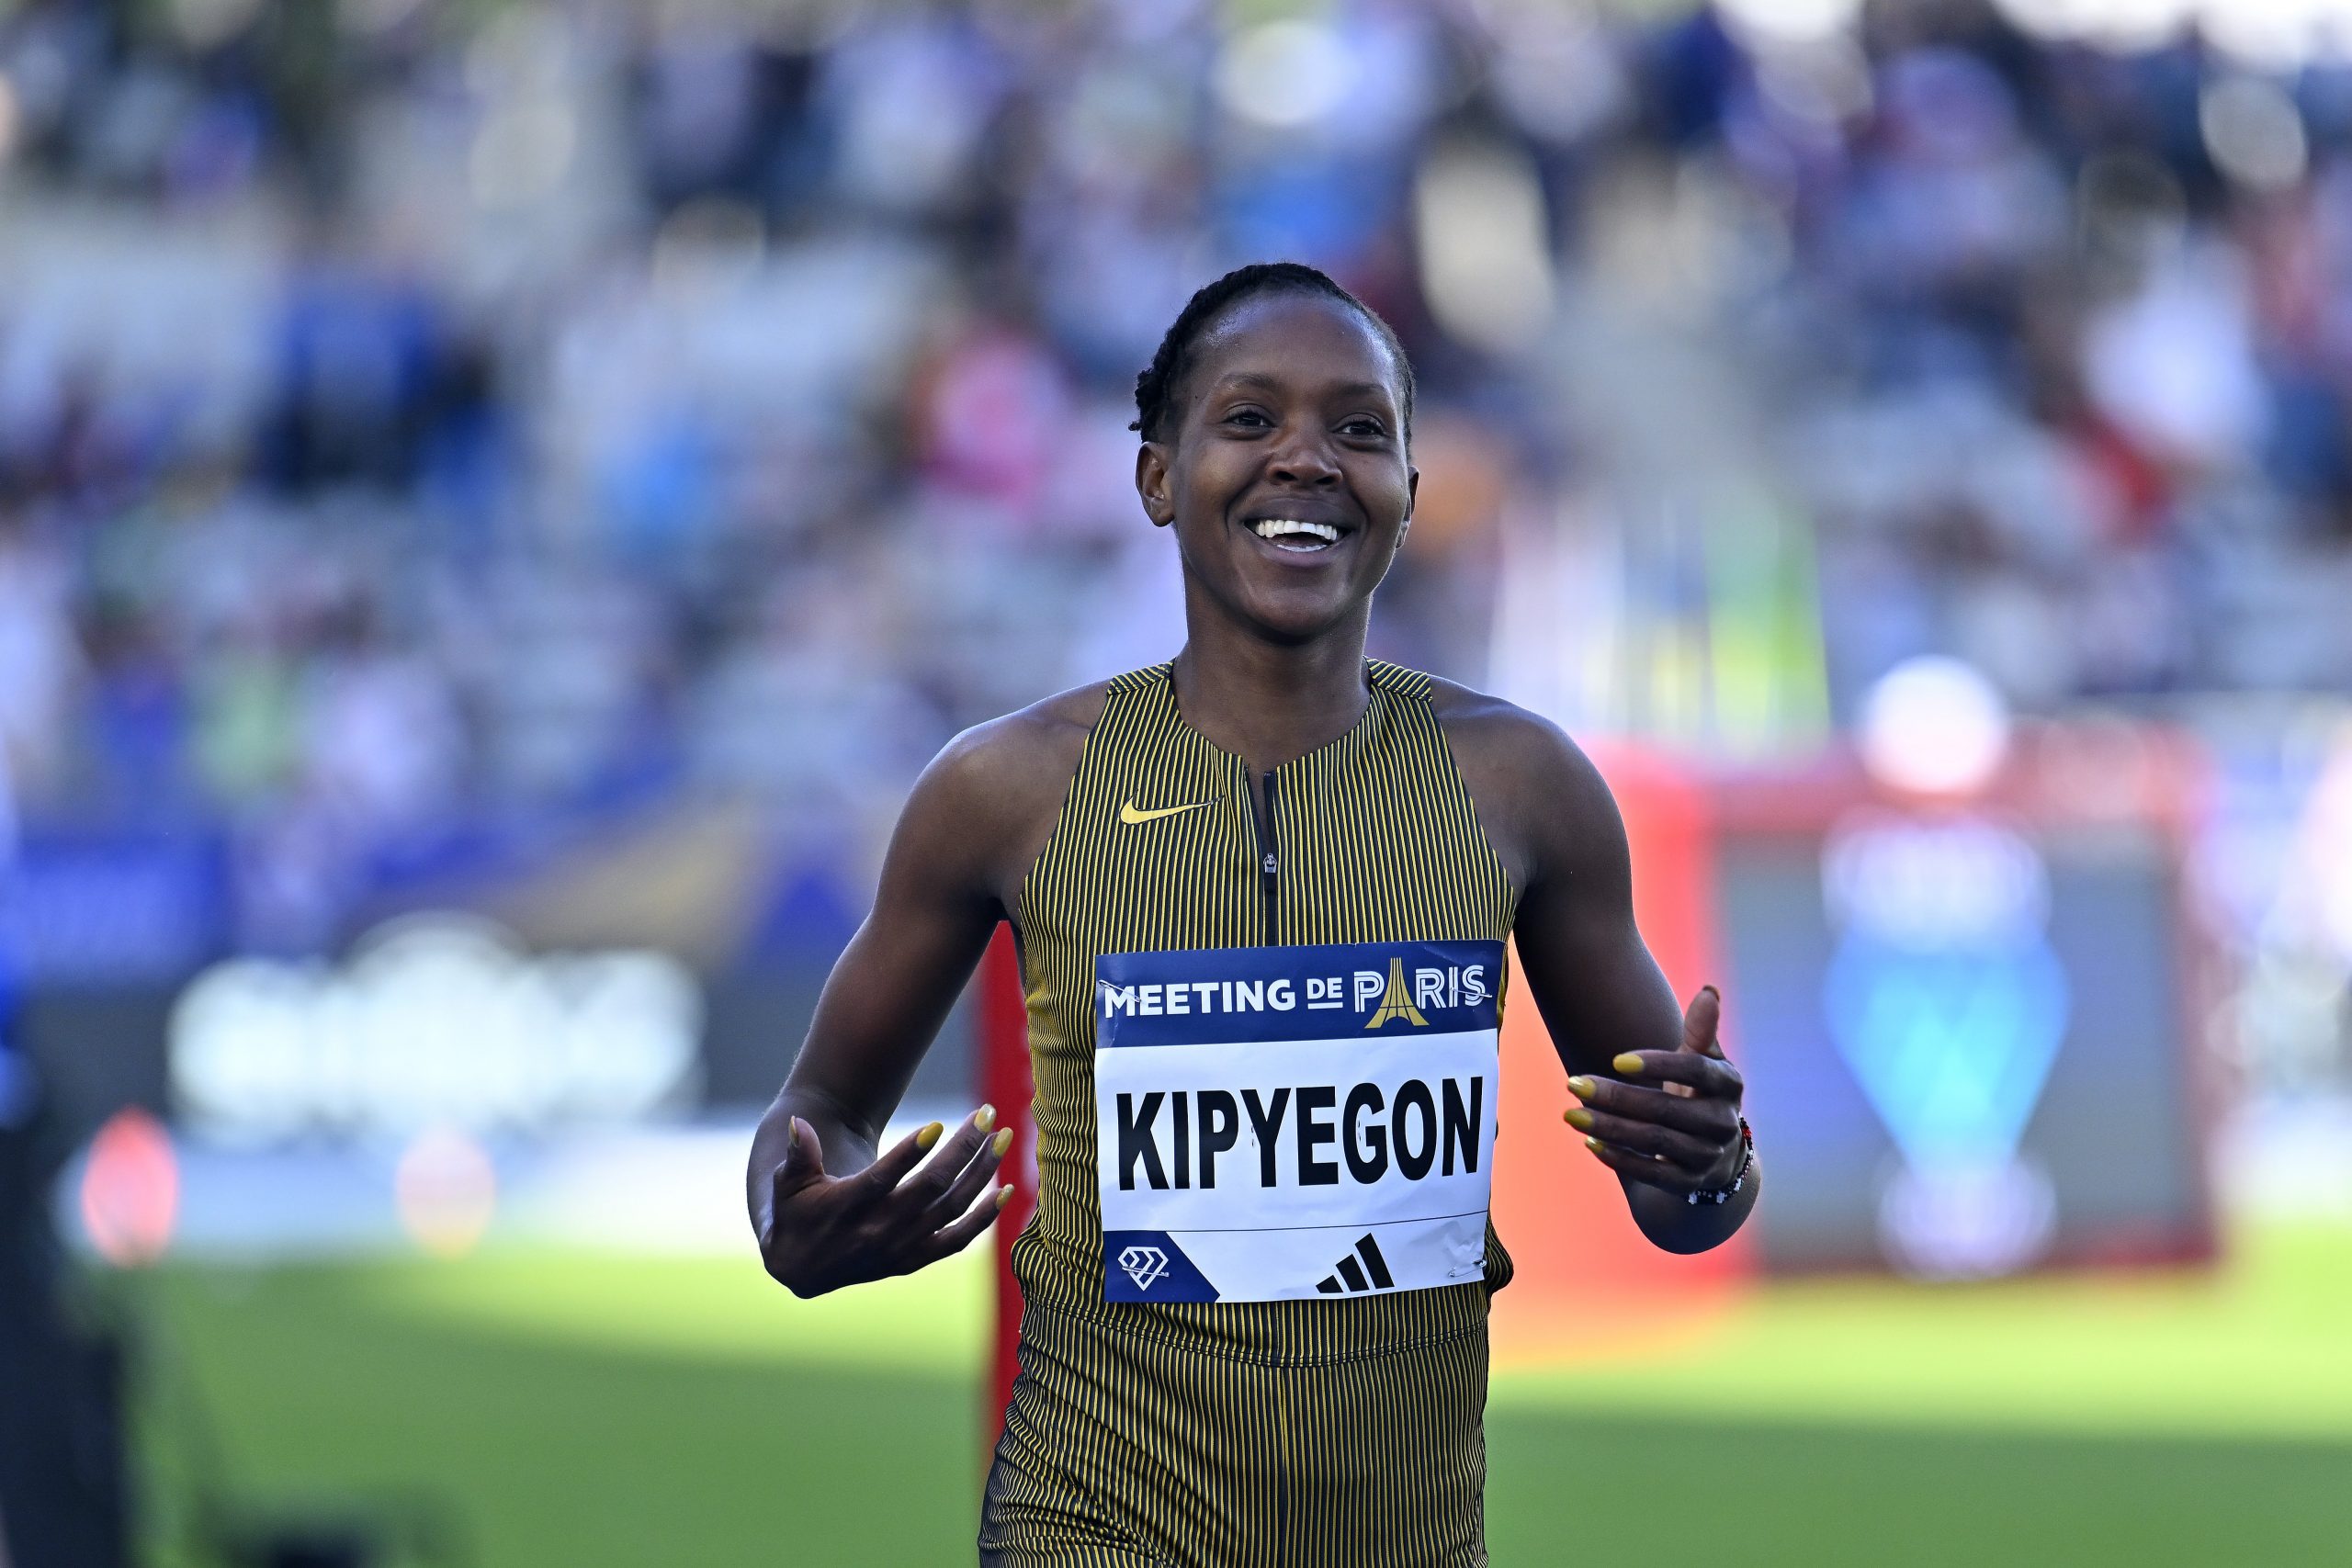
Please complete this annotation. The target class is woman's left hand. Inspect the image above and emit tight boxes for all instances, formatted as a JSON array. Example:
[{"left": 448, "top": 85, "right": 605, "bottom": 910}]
[{"left": 1564, "top": 986, "right": 1746, "bottom": 1194}]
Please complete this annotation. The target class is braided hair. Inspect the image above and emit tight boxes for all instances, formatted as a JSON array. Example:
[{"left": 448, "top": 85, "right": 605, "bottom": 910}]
[{"left": 1130, "top": 262, "right": 1414, "bottom": 446}]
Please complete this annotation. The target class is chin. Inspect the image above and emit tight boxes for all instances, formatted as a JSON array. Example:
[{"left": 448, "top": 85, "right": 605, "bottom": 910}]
[{"left": 1237, "top": 592, "right": 1363, "bottom": 646}]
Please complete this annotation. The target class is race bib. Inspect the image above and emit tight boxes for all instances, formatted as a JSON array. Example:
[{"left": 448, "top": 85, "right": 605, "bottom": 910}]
[{"left": 1093, "top": 939, "right": 1504, "bottom": 1304}]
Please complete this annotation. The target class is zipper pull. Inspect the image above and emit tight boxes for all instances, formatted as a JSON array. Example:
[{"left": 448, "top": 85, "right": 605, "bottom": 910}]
[{"left": 1263, "top": 852, "right": 1278, "bottom": 874}]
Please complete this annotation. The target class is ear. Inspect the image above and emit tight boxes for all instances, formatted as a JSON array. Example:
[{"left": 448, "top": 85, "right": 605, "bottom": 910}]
[
  {"left": 1399, "top": 463, "right": 1419, "bottom": 544},
  {"left": 1135, "top": 440, "right": 1175, "bottom": 527}
]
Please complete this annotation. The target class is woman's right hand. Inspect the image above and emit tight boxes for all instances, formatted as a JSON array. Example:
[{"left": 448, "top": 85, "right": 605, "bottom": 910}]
[{"left": 759, "top": 1107, "right": 1014, "bottom": 1299}]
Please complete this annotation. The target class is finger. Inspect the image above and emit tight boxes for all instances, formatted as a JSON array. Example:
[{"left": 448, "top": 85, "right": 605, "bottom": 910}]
[
  {"left": 769, "top": 1115, "right": 828, "bottom": 1206},
  {"left": 842, "top": 1120, "right": 944, "bottom": 1205},
  {"left": 920, "top": 1122, "right": 1013, "bottom": 1227},
  {"left": 1566, "top": 1075, "right": 1736, "bottom": 1138},
  {"left": 887, "top": 1105, "right": 999, "bottom": 1217},
  {"left": 1682, "top": 985, "right": 1724, "bottom": 1058},
  {"left": 1608, "top": 1048, "right": 1742, "bottom": 1102},
  {"left": 910, "top": 1182, "right": 1013, "bottom": 1269},
  {"left": 1580, "top": 1134, "right": 1707, "bottom": 1194},
  {"left": 1564, "top": 1106, "right": 1724, "bottom": 1173}
]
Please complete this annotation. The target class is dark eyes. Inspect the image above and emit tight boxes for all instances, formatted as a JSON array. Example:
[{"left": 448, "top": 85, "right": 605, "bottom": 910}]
[{"left": 1218, "top": 408, "right": 1390, "bottom": 440}]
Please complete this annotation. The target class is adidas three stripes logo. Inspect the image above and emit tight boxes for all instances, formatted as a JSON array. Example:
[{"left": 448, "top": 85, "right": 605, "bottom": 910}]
[{"left": 1314, "top": 1234, "right": 1396, "bottom": 1294}]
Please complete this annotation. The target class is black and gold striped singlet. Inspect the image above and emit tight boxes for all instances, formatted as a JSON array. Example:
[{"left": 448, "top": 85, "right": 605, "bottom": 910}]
[{"left": 979, "top": 660, "right": 1519, "bottom": 1568}]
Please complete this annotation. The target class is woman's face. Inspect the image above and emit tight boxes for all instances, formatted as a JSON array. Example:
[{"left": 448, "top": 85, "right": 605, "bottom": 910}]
[{"left": 1136, "top": 292, "right": 1417, "bottom": 647}]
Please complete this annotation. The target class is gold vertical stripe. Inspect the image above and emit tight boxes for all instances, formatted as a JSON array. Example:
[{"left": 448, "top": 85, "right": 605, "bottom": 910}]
[{"left": 982, "top": 660, "right": 1516, "bottom": 1568}]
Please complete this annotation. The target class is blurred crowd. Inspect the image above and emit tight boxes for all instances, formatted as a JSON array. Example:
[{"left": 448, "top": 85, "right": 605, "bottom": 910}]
[{"left": 4, "top": 0, "right": 2352, "bottom": 953}]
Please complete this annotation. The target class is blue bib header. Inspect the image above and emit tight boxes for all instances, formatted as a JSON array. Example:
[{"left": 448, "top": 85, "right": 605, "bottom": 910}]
[{"left": 1096, "top": 940, "right": 1504, "bottom": 1048}]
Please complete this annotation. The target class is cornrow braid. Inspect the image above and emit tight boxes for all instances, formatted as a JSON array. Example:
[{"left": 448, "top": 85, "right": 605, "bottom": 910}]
[{"left": 1130, "top": 261, "right": 1414, "bottom": 446}]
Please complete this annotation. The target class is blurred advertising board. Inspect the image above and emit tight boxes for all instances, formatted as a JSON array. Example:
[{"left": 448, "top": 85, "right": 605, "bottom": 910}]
[
  {"left": 1718, "top": 770, "right": 2214, "bottom": 1275},
  {"left": 1481, "top": 721, "right": 2215, "bottom": 1366},
  {"left": 3, "top": 831, "right": 226, "bottom": 987},
  {"left": 1611, "top": 724, "right": 2215, "bottom": 1280},
  {"left": 3, "top": 830, "right": 229, "bottom": 1136},
  {"left": 3, "top": 804, "right": 944, "bottom": 1145}
]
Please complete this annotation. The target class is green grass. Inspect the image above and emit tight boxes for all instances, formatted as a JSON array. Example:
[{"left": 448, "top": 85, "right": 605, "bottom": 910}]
[
  {"left": 1497, "top": 1222, "right": 2352, "bottom": 1441},
  {"left": 137, "top": 1261, "right": 978, "bottom": 1567},
  {"left": 132, "top": 1227, "right": 2352, "bottom": 1567}
]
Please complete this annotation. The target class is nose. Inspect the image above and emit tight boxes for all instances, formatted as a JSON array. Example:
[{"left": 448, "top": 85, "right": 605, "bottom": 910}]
[{"left": 1268, "top": 428, "right": 1341, "bottom": 488}]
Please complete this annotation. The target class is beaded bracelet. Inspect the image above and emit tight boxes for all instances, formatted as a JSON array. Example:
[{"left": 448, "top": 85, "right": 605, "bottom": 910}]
[{"left": 1687, "top": 1116, "right": 1754, "bottom": 1205}]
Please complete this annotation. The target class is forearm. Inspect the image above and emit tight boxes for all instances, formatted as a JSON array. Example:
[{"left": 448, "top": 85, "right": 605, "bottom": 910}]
[
  {"left": 745, "top": 907, "right": 995, "bottom": 1241},
  {"left": 1622, "top": 1151, "right": 1760, "bottom": 1255}
]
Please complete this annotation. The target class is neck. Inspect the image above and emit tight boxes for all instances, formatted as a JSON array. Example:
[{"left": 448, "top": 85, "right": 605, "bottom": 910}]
[{"left": 1170, "top": 592, "right": 1372, "bottom": 773}]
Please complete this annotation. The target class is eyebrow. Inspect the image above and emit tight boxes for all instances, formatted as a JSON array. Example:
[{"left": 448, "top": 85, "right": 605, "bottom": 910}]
[{"left": 1211, "top": 371, "right": 1394, "bottom": 402}]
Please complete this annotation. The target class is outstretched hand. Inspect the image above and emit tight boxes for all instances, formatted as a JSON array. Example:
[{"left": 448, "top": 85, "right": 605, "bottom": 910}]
[
  {"left": 760, "top": 1107, "right": 1013, "bottom": 1299},
  {"left": 1565, "top": 986, "right": 1746, "bottom": 1196}
]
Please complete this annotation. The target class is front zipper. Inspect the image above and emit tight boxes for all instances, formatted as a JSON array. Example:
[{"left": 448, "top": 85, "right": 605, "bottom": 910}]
[
  {"left": 1256, "top": 764, "right": 1289, "bottom": 1550},
  {"left": 1258, "top": 768, "right": 1280, "bottom": 945}
]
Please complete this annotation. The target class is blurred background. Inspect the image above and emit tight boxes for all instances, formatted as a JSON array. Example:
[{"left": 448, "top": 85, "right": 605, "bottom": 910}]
[{"left": 3, "top": 0, "right": 2350, "bottom": 1562}]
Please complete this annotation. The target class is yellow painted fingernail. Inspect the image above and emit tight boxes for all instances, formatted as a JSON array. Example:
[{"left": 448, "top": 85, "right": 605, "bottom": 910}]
[
  {"left": 996, "top": 1185, "right": 1014, "bottom": 1209},
  {"left": 916, "top": 1122, "right": 944, "bottom": 1151},
  {"left": 1566, "top": 1076, "right": 1596, "bottom": 1099},
  {"left": 1563, "top": 1107, "right": 1593, "bottom": 1132},
  {"left": 1585, "top": 1136, "right": 1605, "bottom": 1154},
  {"left": 975, "top": 1104, "right": 997, "bottom": 1134},
  {"left": 1613, "top": 1054, "right": 1645, "bottom": 1074},
  {"left": 991, "top": 1127, "right": 1014, "bottom": 1157}
]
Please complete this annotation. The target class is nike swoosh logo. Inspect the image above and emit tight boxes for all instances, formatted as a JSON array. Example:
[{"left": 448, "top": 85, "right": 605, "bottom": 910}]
[{"left": 1119, "top": 798, "right": 1219, "bottom": 826}]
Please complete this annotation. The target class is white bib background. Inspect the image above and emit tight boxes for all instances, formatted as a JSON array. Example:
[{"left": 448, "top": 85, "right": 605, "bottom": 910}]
[{"left": 1092, "top": 940, "right": 1504, "bottom": 1304}]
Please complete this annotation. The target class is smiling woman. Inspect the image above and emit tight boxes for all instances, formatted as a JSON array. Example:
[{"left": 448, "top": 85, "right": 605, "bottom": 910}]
[
  {"left": 1130, "top": 263, "right": 1417, "bottom": 655},
  {"left": 746, "top": 262, "right": 1758, "bottom": 1567}
]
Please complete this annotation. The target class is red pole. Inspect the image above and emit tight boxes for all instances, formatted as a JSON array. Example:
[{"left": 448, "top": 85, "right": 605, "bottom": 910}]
[{"left": 976, "top": 923, "right": 1034, "bottom": 1447}]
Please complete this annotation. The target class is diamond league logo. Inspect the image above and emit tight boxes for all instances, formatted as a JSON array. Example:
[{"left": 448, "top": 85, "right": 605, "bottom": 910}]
[
  {"left": 1118, "top": 1244, "right": 1170, "bottom": 1292},
  {"left": 1821, "top": 813, "right": 2071, "bottom": 1279}
]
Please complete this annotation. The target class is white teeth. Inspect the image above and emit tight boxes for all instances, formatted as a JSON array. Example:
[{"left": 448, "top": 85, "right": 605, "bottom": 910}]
[{"left": 1250, "top": 519, "right": 1340, "bottom": 547}]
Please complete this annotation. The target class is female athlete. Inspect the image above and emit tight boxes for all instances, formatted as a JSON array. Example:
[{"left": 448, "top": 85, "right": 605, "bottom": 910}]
[{"left": 747, "top": 261, "right": 1758, "bottom": 1566}]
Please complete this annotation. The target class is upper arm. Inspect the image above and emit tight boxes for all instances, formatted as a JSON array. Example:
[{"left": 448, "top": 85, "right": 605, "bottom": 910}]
[
  {"left": 1430, "top": 686, "right": 1683, "bottom": 1077},
  {"left": 779, "top": 694, "right": 1092, "bottom": 1140}
]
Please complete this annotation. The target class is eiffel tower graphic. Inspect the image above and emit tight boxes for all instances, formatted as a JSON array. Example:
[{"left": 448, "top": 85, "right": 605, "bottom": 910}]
[{"left": 1363, "top": 956, "right": 1429, "bottom": 1030}]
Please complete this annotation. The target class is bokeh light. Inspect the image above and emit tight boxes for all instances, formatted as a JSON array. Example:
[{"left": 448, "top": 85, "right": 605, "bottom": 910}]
[
  {"left": 78, "top": 1107, "right": 179, "bottom": 1267},
  {"left": 2200, "top": 76, "right": 2309, "bottom": 191},
  {"left": 1717, "top": 0, "right": 1866, "bottom": 45},
  {"left": 1858, "top": 658, "right": 2013, "bottom": 798},
  {"left": 1216, "top": 21, "right": 1352, "bottom": 130},
  {"left": 1414, "top": 138, "right": 1557, "bottom": 356},
  {"left": 394, "top": 1125, "right": 499, "bottom": 1259}
]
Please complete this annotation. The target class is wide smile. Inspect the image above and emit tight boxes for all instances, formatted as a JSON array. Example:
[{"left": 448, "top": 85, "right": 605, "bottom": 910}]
[{"left": 1238, "top": 515, "right": 1355, "bottom": 560}]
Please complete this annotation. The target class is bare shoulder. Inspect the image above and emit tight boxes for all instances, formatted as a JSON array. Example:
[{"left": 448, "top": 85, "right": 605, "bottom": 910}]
[
  {"left": 1422, "top": 675, "right": 1625, "bottom": 892},
  {"left": 1423, "top": 675, "right": 1615, "bottom": 802},
  {"left": 899, "top": 678, "right": 1112, "bottom": 909},
  {"left": 929, "top": 679, "right": 1107, "bottom": 798}
]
